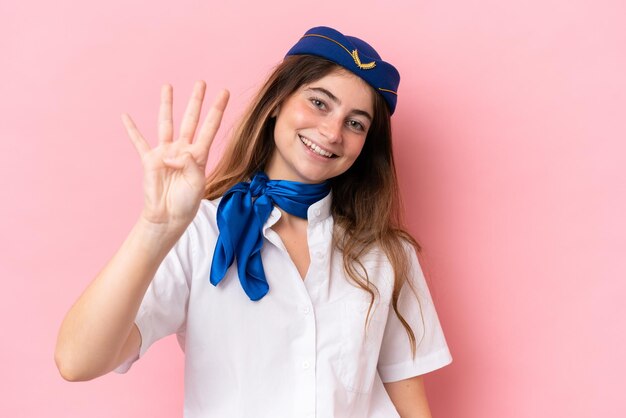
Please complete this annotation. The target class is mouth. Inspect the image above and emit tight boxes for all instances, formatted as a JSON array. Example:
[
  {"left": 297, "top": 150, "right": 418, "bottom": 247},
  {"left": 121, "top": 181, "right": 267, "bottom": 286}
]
[{"left": 299, "top": 135, "right": 337, "bottom": 158}]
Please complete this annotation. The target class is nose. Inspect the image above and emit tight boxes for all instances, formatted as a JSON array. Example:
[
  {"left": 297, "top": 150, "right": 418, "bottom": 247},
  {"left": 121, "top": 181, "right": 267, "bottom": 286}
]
[{"left": 319, "top": 114, "right": 343, "bottom": 143}]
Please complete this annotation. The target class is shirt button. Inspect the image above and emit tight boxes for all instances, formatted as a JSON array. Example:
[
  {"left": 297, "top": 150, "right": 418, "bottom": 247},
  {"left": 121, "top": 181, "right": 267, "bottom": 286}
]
[
  {"left": 301, "top": 305, "right": 311, "bottom": 315},
  {"left": 302, "top": 360, "right": 311, "bottom": 369},
  {"left": 315, "top": 250, "right": 325, "bottom": 259},
  {"left": 314, "top": 208, "right": 321, "bottom": 217}
]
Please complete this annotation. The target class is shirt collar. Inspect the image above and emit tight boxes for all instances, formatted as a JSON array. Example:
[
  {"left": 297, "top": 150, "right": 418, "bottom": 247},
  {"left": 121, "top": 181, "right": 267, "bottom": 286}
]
[
  {"left": 307, "top": 190, "right": 332, "bottom": 224},
  {"left": 264, "top": 191, "right": 333, "bottom": 230}
]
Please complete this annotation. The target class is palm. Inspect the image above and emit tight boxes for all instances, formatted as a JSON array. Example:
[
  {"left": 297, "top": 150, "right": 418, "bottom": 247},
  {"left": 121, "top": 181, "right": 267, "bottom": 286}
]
[
  {"left": 140, "top": 141, "right": 205, "bottom": 223},
  {"left": 122, "top": 82, "right": 229, "bottom": 229}
]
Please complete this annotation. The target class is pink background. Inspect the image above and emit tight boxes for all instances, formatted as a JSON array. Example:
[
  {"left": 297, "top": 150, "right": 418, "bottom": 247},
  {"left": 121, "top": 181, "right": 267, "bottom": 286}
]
[{"left": 1, "top": 0, "right": 624, "bottom": 416}]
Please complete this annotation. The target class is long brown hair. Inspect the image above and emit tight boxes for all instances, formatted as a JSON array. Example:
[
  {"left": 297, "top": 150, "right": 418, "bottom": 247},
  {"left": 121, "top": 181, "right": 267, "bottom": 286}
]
[{"left": 205, "top": 55, "right": 425, "bottom": 356}]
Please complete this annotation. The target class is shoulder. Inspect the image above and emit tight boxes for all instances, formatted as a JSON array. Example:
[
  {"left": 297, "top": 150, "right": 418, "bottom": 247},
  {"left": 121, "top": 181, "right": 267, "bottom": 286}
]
[
  {"left": 191, "top": 195, "right": 229, "bottom": 225},
  {"left": 350, "top": 236, "right": 421, "bottom": 299},
  {"left": 174, "top": 197, "right": 222, "bottom": 254},
  {"left": 343, "top": 236, "right": 415, "bottom": 271},
  {"left": 194, "top": 197, "right": 221, "bottom": 225}
]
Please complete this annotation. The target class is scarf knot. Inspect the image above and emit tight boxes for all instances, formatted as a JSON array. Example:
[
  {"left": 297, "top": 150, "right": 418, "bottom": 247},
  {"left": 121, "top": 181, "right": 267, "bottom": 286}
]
[
  {"left": 249, "top": 172, "right": 269, "bottom": 197},
  {"left": 209, "top": 172, "right": 330, "bottom": 301}
]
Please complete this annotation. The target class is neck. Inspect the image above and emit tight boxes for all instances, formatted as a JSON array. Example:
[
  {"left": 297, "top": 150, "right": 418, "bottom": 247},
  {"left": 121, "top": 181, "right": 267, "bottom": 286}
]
[
  {"left": 263, "top": 166, "right": 325, "bottom": 185},
  {"left": 276, "top": 207, "right": 308, "bottom": 228}
]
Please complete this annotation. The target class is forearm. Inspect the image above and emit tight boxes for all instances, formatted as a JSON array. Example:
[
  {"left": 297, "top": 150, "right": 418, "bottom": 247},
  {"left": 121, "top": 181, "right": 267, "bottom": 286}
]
[
  {"left": 384, "top": 376, "right": 433, "bottom": 418},
  {"left": 55, "top": 217, "right": 184, "bottom": 381}
]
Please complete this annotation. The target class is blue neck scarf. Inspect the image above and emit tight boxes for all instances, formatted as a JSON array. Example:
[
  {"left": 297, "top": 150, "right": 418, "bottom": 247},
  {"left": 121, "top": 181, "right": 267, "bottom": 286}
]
[{"left": 210, "top": 172, "right": 331, "bottom": 301}]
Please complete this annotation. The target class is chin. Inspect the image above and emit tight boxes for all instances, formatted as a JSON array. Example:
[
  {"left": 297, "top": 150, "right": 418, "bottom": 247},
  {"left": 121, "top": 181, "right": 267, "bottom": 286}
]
[{"left": 298, "top": 163, "right": 354, "bottom": 183}]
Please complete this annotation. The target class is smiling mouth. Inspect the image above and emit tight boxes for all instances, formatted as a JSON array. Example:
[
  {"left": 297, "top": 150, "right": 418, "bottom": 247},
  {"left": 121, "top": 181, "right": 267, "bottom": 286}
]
[{"left": 299, "top": 135, "right": 337, "bottom": 158}]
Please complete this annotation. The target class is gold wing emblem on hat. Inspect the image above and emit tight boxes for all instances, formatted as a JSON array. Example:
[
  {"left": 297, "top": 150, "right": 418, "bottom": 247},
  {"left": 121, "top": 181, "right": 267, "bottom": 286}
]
[{"left": 351, "top": 49, "right": 376, "bottom": 70}]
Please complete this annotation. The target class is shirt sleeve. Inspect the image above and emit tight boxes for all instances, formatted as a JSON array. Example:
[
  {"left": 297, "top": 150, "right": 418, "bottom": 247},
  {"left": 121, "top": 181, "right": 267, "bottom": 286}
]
[
  {"left": 113, "top": 222, "right": 196, "bottom": 374},
  {"left": 377, "top": 247, "right": 452, "bottom": 382}
]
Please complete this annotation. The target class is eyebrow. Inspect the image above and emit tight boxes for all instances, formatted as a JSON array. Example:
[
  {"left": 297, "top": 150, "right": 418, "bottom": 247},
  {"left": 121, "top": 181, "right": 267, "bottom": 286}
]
[{"left": 305, "top": 87, "right": 373, "bottom": 122}]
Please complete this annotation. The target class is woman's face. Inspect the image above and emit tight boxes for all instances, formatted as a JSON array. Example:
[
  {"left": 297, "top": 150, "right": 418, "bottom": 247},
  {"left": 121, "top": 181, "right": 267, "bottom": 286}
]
[{"left": 266, "top": 69, "right": 375, "bottom": 183}]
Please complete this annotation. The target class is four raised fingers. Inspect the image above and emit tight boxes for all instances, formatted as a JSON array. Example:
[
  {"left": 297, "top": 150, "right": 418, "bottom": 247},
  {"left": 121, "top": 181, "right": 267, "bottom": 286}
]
[{"left": 123, "top": 82, "right": 228, "bottom": 161}]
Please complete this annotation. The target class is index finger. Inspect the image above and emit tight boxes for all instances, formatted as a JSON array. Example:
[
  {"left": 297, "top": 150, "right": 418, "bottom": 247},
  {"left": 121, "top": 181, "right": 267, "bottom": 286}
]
[{"left": 194, "top": 89, "right": 230, "bottom": 158}]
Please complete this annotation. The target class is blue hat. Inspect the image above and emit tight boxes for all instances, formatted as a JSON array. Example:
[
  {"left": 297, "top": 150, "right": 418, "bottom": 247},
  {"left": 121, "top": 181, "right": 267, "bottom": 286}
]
[{"left": 285, "top": 26, "right": 400, "bottom": 115}]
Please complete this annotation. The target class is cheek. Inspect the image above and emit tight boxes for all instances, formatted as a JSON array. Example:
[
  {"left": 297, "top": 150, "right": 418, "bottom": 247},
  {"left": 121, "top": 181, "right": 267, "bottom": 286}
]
[
  {"left": 346, "top": 137, "right": 367, "bottom": 159},
  {"left": 286, "top": 101, "right": 316, "bottom": 126}
]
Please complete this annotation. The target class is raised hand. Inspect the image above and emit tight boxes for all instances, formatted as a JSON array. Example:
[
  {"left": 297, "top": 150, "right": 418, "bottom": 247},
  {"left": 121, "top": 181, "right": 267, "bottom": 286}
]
[{"left": 122, "top": 81, "right": 229, "bottom": 232}]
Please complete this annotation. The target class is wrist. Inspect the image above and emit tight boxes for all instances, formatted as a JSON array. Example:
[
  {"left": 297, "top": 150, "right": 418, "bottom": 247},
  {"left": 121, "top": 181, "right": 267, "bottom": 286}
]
[{"left": 133, "top": 215, "right": 188, "bottom": 252}]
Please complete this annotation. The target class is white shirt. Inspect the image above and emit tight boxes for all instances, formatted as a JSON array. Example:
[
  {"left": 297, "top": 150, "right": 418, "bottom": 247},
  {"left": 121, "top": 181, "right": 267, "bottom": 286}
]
[{"left": 116, "top": 193, "right": 452, "bottom": 417}]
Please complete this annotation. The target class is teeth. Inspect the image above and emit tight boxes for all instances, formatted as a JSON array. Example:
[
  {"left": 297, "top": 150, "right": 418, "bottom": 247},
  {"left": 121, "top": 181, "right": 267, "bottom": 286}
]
[{"left": 299, "top": 135, "right": 334, "bottom": 158}]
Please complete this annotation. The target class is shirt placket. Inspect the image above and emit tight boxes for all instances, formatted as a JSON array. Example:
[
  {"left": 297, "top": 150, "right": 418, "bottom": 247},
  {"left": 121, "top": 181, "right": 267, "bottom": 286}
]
[
  {"left": 301, "top": 217, "right": 333, "bottom": 418},
  {"left": 263, "top": 210, "right": 318, "bottom": 418}
]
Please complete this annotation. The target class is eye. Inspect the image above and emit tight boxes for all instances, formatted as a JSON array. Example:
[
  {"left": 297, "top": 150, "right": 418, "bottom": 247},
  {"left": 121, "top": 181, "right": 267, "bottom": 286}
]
[
  {"left": 309, "top": 97, "right": 327, "bottom": 110},
  {"left": 347, "top": 119, "right": 365, "bottom": 132}
]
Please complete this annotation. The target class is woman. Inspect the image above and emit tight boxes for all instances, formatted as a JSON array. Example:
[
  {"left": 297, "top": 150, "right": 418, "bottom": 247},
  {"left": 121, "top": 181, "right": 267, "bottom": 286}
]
[{"left": 55, "top": 26, "right": 452, "bottom": 417}]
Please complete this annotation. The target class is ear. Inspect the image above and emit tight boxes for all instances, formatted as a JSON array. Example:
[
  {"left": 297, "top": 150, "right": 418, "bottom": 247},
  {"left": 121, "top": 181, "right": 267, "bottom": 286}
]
[{"left": 271, "top": 105, "right": 281, "bottom": 118}]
